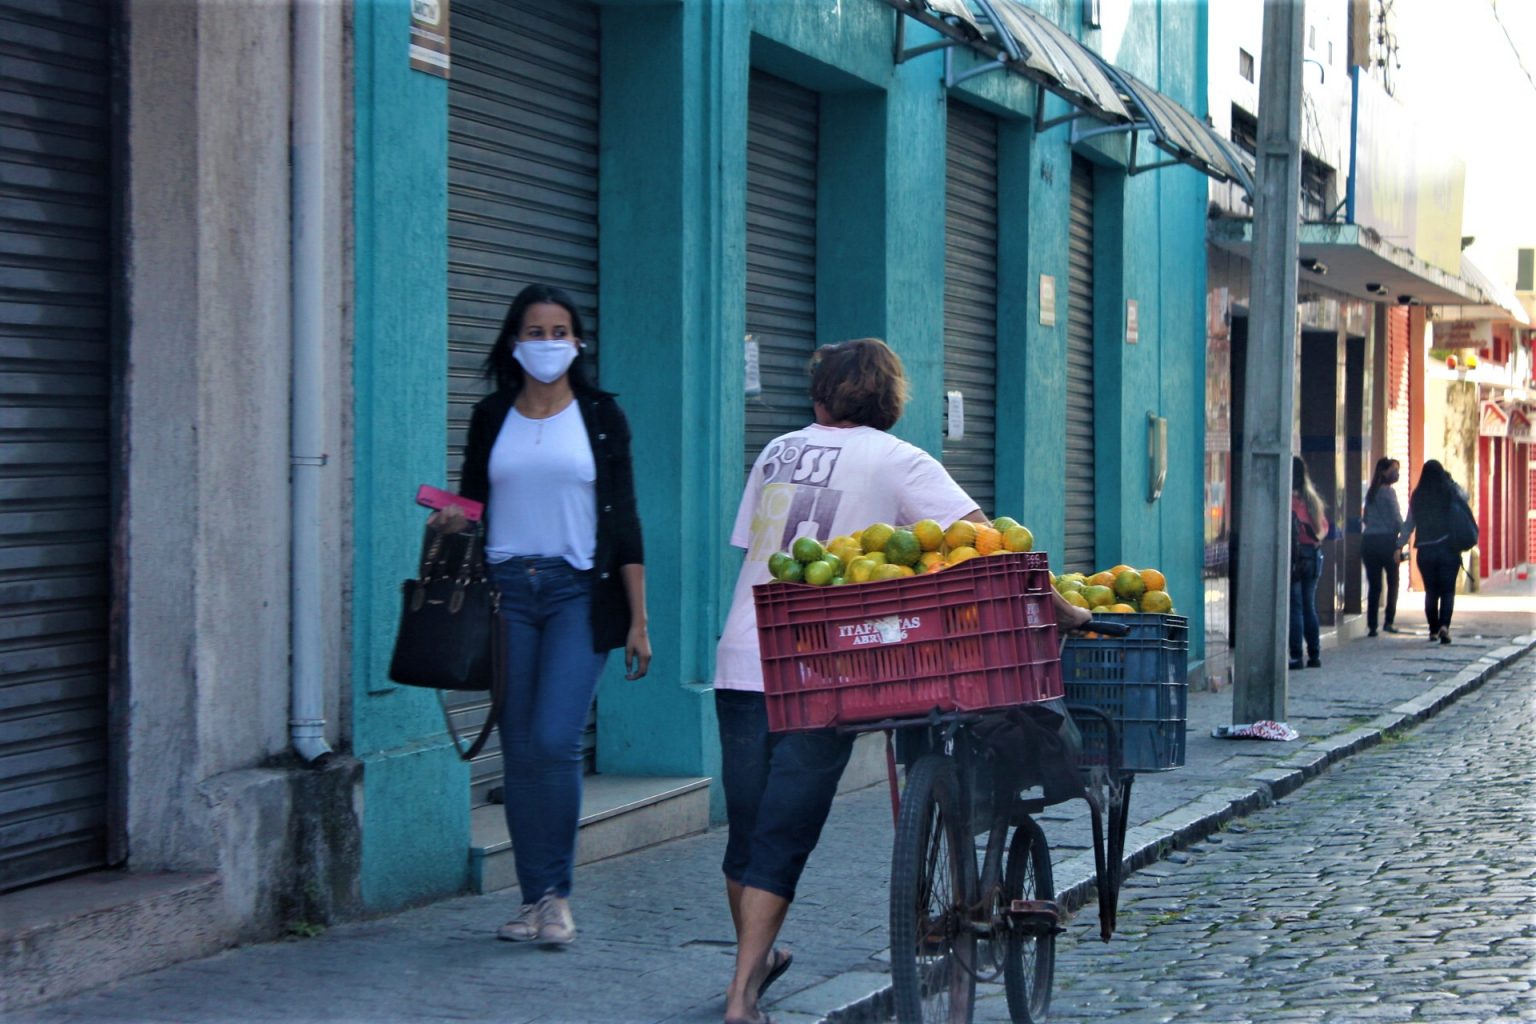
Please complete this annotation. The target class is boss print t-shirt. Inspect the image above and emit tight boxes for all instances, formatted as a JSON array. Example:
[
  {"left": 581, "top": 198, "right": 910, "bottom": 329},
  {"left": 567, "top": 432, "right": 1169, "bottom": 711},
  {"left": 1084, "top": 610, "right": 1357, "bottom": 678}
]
[{"left": 713, "top": 424, "right": 979, "bottom": 692}]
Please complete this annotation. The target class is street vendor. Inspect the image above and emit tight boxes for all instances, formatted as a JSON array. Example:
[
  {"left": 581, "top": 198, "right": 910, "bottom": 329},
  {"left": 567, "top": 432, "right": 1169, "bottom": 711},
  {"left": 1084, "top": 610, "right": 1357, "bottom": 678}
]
[{"left": 711, "top": 337, "right": 1092, "bottom": 1024}]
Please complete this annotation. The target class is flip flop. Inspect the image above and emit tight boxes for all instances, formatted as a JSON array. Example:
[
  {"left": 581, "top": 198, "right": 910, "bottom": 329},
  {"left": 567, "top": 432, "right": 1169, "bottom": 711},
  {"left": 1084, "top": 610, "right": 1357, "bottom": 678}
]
[
  {"left": 757, "top": 948, "right": 793, "bottom": 1002},
  {"left": 723, "top": 1017, "right": 773, "bottom": 1024}
]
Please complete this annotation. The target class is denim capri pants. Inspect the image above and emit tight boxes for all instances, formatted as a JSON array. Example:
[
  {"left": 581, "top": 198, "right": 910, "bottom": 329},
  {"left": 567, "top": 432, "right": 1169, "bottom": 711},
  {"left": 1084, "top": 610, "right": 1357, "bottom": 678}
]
[{"left": 715, "top": 688, "right": 855, "bottom": 902}]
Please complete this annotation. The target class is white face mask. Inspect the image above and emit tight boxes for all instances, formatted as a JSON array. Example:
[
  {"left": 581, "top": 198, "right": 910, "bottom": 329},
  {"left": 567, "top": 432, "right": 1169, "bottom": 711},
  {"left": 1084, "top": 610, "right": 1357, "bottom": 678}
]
[{"left": 513, "top": 340, "right": 579, "bottom": 384}]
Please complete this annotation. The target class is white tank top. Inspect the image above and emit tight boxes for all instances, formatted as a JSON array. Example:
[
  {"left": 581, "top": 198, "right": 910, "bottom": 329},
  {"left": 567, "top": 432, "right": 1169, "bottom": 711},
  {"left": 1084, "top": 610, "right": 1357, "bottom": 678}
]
[{"left": 484, "top": 402, "right": 597, "bottom": 570}]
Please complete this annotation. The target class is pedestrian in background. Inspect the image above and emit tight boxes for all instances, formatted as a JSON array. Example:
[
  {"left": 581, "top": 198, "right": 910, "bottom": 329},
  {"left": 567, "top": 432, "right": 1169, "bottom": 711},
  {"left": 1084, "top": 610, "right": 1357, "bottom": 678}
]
[
  {"left": 1400, "top": 459, "right": 1466, "bottom": 645},
  {"left": 1361, "top": 457, "right": 1405, "bottom": 637},
  {"left": 1289, "top": 455, "right": 1330, "bottom": 670},
  {"left": 712, "top": 337, "right": 1090, "bottom": 1024},
  {"left": 433, "top": 282, "right": 651, "bottom": 946}
]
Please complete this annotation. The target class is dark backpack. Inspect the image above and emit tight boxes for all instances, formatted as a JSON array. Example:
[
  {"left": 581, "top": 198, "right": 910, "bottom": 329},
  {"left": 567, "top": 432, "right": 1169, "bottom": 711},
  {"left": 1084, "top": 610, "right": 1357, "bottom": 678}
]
[{"left": 1449, "top": 495, "right": 1479, "bottom": 552}]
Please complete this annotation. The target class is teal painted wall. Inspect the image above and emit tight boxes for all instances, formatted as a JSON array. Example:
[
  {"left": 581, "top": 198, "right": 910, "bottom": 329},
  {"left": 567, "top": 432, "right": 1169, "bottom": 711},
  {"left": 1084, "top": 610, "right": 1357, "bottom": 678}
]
[
  {"left": 352, "top": 0, "right": 467, "bottom": 909},
  {"left": 347, "top": 0, "right": 1216, "bottom": 868}
]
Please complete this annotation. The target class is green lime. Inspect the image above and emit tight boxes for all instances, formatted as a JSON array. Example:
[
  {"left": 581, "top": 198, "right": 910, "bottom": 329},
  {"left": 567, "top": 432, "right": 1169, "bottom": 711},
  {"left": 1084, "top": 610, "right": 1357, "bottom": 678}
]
[
  {"left": 791, "top": 536, "right": 825, "bottom": 564},
  {"left": 819, "top": 553, "right": 844, "bottom": 576},
  {"left": 802, "top": 560, "right": 834, "bottom": 586},
  {"left": 777, "top": 560, "right": 803, "bottom": 583},
  {"left": 768, "top": 552, "right": 796, "bottom": 579}
]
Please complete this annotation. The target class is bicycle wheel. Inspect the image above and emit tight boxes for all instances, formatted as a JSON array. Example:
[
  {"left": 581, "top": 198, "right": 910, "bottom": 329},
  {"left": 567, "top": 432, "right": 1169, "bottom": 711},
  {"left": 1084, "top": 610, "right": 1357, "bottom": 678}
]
[
  {"left": 1002, "top": 815, "right": 1055, "bottom": 1023},
  {"left": 890, "top": 754, "right": 976, "bottom": 1024}
]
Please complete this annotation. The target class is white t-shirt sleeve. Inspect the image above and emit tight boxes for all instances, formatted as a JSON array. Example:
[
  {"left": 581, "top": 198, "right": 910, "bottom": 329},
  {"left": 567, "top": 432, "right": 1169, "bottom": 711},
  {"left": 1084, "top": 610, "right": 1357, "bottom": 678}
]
[
  {"left": 730, "top": 457, "right": 766, "bottom": 549},
  {"left": 898, "top": 443, "right": 983, "bottom": 526}
]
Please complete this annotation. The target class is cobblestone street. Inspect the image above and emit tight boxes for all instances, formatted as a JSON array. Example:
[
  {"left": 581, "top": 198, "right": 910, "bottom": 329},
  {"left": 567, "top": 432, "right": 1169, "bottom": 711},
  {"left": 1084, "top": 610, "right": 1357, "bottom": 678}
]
[{"left": 979, "top": 655, "right": 1536, "bottom": 1023}]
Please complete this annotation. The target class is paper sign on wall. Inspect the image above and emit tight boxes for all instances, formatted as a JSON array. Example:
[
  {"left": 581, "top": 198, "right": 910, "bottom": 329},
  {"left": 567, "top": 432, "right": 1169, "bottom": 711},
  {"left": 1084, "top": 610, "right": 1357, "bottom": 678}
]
[
  {"left": 946, "top": 390, "right": 965, "bottom": 440},
  {"left": 1126, "top": 299, "right": 1139, "bottom": 344},
  {"left": 1040, "top": 274, "right": 1057, "bottom": 327},
  {"left": 744, "top": 335, "right": 762, "bottom": 397},
  {"left": 410, "top": 0, "right": 451, "bottom": 78}
]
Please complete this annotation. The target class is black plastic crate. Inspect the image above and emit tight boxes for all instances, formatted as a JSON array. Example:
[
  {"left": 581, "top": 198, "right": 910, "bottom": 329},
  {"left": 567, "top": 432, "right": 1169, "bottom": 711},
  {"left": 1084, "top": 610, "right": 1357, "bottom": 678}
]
[{"left": 1063, "top": 614, "right": 1188, "bottom": 772}]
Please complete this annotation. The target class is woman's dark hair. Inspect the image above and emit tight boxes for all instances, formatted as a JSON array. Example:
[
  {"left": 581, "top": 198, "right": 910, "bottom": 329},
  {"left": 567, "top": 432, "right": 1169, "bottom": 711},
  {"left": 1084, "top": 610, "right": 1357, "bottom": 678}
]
[
  {"left": 1409, "top": 459, "right": 1453, "bottom": 516},
  {"left": 1365, "top": 457, "right": 1398, "bottom": 505},
  {"left": 808, "top": 338, "right": 909, "bottom": 431},
  {"left": 483, "top": 283, "right": 593, "bottom": 393}
]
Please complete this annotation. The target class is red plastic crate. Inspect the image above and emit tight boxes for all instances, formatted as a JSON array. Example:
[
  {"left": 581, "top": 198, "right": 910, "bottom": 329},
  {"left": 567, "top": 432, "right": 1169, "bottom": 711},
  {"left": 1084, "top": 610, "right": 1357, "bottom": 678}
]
[{"left": 754, "top": 552, "right": 1064, "bottom": 732}]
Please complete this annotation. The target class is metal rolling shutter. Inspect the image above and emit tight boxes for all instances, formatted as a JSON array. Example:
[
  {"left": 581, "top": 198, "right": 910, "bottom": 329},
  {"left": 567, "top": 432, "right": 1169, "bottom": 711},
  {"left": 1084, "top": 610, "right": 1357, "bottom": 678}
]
[
  {"left": 0, "top": 0, "right": 113, "bottom": 889},
  {"left": 447, "top": 0, "right": 600, "bottom": 797},
  {"left": 1063, "top": 158, "right": 1096, "bottom": 572},
  {"left": 942, "top": 102, "right": 998, "bottom": 516},
  {"left": 745, "top": 71, "right": 818, "bottom": 473}
]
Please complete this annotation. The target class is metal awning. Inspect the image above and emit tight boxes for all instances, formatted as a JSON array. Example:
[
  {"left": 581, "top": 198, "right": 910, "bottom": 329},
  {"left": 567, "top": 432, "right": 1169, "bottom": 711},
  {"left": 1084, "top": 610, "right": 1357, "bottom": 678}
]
[
  {"left": 880, "top": 0, "right": 1131, "bottom": 128},
  {"left": 1449, "top": 255, "right": 1533, "bottom": 325},
  {"left": 879, "top": 0, "right": 1253, "bottom": 193},
  {"left": 1074, "top": 63, "right": 1256, "bottom": 194},
  {"left": 1209, "top": 220, "right": 1488, "bottom": 307}
]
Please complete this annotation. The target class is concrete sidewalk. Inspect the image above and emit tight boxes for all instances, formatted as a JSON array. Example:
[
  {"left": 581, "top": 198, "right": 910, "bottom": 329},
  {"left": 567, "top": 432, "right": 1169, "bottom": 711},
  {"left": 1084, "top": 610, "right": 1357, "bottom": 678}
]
[{"left": 13, "top": 580, "right": 1534, "bottom": 1024}]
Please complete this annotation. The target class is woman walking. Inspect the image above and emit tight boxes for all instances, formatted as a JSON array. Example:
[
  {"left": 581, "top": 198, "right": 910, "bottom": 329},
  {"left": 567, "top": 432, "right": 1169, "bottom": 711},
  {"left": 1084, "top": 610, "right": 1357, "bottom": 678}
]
[
  {"left": 1401, "top": 459, "right": 1466, "bottom": 645},
  {"left": 1289, "top": 455, "right": 1329, "bottom": 670},
  {"left": 711, "top": 338, "right": 1089, "bottom": 1024},
  {"left": 1361, "top": 457, "right": 1405, "bottom": 637},
  {"left": 433, "top": 283, "right": 651, "bottom": 945}
]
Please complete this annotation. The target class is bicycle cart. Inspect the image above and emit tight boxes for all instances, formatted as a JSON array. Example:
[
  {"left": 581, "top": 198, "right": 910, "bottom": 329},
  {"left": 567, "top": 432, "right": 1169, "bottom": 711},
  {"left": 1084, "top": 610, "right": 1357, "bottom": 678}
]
[{"left": 755, "top": 554, "right": 1188, "bottom": 1024}]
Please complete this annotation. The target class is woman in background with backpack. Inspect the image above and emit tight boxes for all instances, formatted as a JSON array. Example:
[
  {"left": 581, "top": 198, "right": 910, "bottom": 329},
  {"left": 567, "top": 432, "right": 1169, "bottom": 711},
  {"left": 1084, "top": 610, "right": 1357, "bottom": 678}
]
[
  {"left": 1289, "top": 455, "right": 1330, "bottom": 670},
  {"left": 1400, "top": 459, "right": 1472, "bottom": 645}
]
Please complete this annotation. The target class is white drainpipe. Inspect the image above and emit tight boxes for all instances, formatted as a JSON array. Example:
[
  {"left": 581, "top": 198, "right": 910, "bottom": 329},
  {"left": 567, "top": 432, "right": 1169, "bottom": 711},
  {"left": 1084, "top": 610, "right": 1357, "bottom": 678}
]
[{"left": 289, "top": 0, "right": 332, "bottom": 763}]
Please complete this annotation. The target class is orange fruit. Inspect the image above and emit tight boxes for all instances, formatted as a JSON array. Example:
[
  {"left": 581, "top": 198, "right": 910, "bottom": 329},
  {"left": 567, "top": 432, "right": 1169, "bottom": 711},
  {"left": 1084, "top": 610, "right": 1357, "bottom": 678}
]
[
  {"left": 973, "top": 524, "right": 1003, "bottom": 555},
  {"left": 944, "top": 521, "right": 977, "bottom": 550},
  {"left": 847, "top": 558, "right": 878, "bottom": 583},
  {"left": 872, "top": 563, "right": 915, "bottom": 581},
  {"left": 946, "top": 545, "right": 980, "bottom": 565},
  {"left": 1080, "top": 584, "right": 1115, "bottom": 608},
  {"left": 1086, "top": 570, "right": 1116, "bottom": 589},
  {"left": 1141, "top": 589, "right": 1173, "bottom": 613},
  {"left": 1002, "top": 525, "right": 1034, "bottom": 552},
  {"left": 919, "top": 551, "right": 946, "bottom": 573},
  {"left": 991, "top": 515, "right": 1020, "bottom": 533},
  {"left": 1104, "top": 602, "right": 1136, "bottom": 613},
  {"left": 884, "top": 529, "right": 922, "bottom": 567},
  {"left": 1140, "top": 568, "right": 1166, "bottom": 593},
  {"left": 1113, "top": 570, "right": 1147, "bottom": 602},
  {"left": 1062, "top": 590, "right": 1090, "bottom": 608},
  {"left": 911, "top": 519, "right": 945, "bottom": 552},
  {"left": 827, "top": 537, "right": 864, "bottom": 566},
  {"left": 860, "top": 522, "right": 895, "bottom": 552},
  {"left": 1109, "top": 564, "right": 1135, "bottom": 577}
]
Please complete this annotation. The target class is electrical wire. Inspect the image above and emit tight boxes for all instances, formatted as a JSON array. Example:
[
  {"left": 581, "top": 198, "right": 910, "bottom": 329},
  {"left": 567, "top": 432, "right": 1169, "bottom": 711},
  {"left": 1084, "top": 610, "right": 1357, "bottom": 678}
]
[{"left": 1489, "top": 0, "right": 1536, "bottom": 95}]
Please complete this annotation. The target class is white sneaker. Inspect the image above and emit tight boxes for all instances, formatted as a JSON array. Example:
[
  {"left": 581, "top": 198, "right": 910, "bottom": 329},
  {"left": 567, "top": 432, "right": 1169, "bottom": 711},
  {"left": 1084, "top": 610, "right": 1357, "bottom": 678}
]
[
  {"left": 497, "top": 903, "right": 540, "bottom": 942},
  {"left": 535, "top": 893, "right": 576, "bottom": 945}
]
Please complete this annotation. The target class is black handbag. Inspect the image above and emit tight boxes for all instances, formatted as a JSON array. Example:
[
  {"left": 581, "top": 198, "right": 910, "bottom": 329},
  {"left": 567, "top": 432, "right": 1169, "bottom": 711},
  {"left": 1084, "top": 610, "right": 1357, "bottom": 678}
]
[{"left": 388, "top": 524, "right": 504, "bottom": 760}]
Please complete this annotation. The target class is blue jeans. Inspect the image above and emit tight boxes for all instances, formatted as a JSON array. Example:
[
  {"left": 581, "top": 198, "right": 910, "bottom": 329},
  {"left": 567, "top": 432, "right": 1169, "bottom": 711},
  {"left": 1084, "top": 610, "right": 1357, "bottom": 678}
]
[
  {"left": 715, "top": 689, "right": 854, "bottom": 902},
  {"left": 490, "top": 557, "right": 608, "bottom": 900},
  {"left": 1289, "top": 547, "right": 1322, "bottom": 661}
]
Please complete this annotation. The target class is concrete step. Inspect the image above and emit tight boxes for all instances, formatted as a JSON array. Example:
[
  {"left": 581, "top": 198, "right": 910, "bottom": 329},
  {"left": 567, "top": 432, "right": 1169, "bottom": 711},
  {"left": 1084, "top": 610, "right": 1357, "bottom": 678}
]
[
  {"left": 0, "top": 871, "right": 232, "bottom": 1013},
  {"left": 470, "top": 774, "right": 712, "bottom": 894}
]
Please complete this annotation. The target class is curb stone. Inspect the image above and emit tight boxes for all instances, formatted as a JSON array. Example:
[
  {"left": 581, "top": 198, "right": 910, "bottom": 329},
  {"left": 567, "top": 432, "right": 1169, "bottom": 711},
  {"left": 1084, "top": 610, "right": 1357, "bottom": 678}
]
[{"left": 816, "top": 634, "right": 1535, "bottom": 1024}]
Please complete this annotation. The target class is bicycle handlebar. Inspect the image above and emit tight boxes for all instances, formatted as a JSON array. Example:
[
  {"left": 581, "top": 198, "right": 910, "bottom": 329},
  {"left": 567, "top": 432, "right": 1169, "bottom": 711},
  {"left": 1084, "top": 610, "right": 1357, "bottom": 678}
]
[{"left": 1071, "top": 619, "right": 1132, "bottom": 637}]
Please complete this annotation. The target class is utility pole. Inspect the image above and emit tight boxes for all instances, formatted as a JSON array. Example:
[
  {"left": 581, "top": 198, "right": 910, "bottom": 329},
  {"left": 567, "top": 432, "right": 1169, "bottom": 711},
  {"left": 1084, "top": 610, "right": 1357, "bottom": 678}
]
[{"left": 1232, "top": 0, "right": 1304, "bottom": 725}]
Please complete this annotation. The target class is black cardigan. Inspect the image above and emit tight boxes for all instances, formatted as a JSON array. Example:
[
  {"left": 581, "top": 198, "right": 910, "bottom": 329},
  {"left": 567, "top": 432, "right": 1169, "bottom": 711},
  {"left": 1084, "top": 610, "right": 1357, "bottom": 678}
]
[{"left": 459, "top": 386, "right": 644, "bottom": 653}]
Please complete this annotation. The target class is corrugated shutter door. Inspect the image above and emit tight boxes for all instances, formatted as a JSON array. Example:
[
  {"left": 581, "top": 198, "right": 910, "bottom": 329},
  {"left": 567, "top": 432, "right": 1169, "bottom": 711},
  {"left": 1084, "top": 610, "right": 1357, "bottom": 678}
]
[
  {"left": 1063, "top": 159, "right": 1096, "bottom": 572},
  {"left": 745, "top": 71, "right": 818, "bottom": 473},
  {"left": 447, "top": 0, "right": 600, "bottom": 799},
  {"left": 942, "top": 102, "right": 998, "bottom": 516},
  {"left": 0, "top": 0, "right": 113, "bottom": 889}
]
